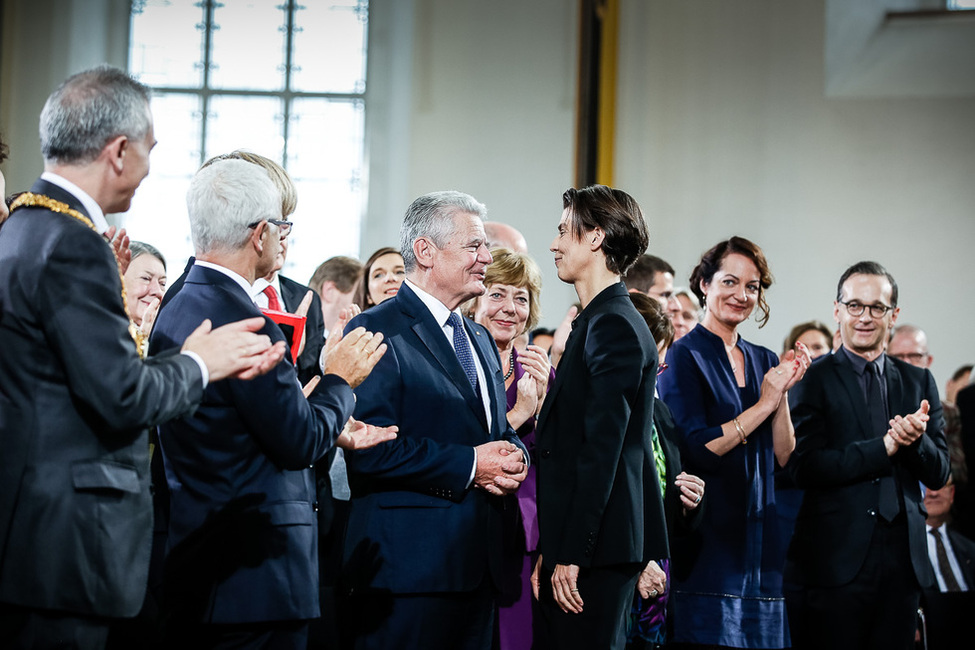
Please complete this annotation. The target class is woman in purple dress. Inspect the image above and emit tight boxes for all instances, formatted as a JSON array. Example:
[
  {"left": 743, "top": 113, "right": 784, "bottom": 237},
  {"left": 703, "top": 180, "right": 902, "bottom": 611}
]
[{"left": 467, "top": 247, "right": 553, "bottom": 650}]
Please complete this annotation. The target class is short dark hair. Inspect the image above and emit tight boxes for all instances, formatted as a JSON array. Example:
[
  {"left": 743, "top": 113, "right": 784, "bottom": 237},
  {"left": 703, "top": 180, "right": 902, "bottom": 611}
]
[
  {"left": 628, "top": 292, "right": 675, "bottom": 350},
  {"left": 309, "top": 256, "right": 362, "bottom": 295},
  {"left": 0, "top": 132, "right": 8, "bottom": 164},
  {"left": 836, "top": 261, "right": 898, "bottom": 308},
  {"left": 689, "top": 236, "right": 774, "bottom": 328},
  {"left": 624, "top": 254, "right": 674, "bottom": 293},
  {"left": 562, "top": 185, "right": 649, "bottom": 276},
  {"left": 951, "top": 364, "right": 973, "bottom": 383}
]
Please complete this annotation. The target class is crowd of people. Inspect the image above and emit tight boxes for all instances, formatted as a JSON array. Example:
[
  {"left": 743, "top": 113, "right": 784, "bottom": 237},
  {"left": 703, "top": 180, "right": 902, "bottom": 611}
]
[{"left": 1, "top": 65, "right": 973, "bottom": 650}]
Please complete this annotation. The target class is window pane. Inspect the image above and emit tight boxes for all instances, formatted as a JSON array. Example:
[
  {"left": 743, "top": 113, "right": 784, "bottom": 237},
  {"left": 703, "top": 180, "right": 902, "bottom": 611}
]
[
  {"left": 287, "top": 98, "right": 365, "bottom": 182},
  {"left": 206, "top": 95, "right": 284, "bottom": 162},
  {"left": 210, "top": 0, "right": 287, "bottom": 91},
  {"left": 285, "top": 98, "right": 365, "bottom": 282},
  {"left": 130, "top": 0, "right": 205, "bottom": 87},
  {"left": 291, "top": 1, "right": 368, "bottom": 93},
  {"left": 285, "top": 179, "right": 362, "bottom": 287}
]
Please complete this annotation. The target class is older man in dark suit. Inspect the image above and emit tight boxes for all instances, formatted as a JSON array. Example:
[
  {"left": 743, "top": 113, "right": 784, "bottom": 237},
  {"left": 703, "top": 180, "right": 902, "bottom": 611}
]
[
  {"left": 788, "top": 261, "right": 950, "bottom": 650},
  {"left": 533, "top": 186, "right": 661, "bottom": 650},
  {"left": 341, "top": 191, "right": 529, "bottom": 650},
  {"left": 150, "top": 158, "right": 395, "bottom": 649},
  {"left": 0, "top": 66, "right": 283, "bottom": 650}
]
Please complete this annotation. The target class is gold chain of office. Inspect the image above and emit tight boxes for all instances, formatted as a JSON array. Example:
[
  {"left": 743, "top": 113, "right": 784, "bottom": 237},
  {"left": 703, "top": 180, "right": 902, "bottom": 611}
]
[{"left": 9, "top": 193, "right": 146, "bottom": 358}]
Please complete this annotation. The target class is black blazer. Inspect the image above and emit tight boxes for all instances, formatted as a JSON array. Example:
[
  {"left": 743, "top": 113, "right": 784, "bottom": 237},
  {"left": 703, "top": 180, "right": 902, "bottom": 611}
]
[
  {"left": 0, "top": 179, "right": 204, "bottom": 617},
  {"left": 535, "top": 282, "right": 664, "bottom": 569},
  {"left": 788, "top": 349, "right": 950, "bottom": 588}
]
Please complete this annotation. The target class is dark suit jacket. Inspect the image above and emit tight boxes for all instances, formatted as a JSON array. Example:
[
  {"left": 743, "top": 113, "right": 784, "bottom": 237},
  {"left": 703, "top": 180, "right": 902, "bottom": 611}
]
[
  {"left": 957, "top": 384, "right": 975, "bottom": 487},
  {"left": 150, "top": 264, "right": 355, "bottom": 623},
  {"left": 788, "top": 349, "right": 950, "bottom": 588},
  {"left": 341, "top": 282, "right": 525, "bottom": 594},
  {"left": 278, "top": 274, "right": 324, "bottom": 386},
  {"left": 0, "top": 179, "right": 204, "bottom": 617},
  {"left": 535, "top": 282, "right": 663, "bottom": 569},
  {"left": 921, "top": 525, "right": 975, "bottom": 649}
]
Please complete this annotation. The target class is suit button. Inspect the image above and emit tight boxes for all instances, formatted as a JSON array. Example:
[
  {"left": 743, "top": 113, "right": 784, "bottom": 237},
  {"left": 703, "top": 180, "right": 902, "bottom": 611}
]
[
  {"left": 312, "top": 502, "right": 319, "bottom": 512},
  {"left": 540, "top": 450, "right": 551, "bottom": 459},
  {"left": 867, "top": 508, "right": 876, "bottom": 516},
  {"left": 872, "top": 478, "right": 880, "bottom": 484}
]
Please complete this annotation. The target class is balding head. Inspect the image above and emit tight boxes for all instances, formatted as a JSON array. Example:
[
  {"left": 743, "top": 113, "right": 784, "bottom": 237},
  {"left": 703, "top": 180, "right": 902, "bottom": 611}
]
[
  {"left": 888, "top": 324, "right": 932, "bottom": 369},
  {"left": 483, "top": 221, "right": 528, "bottom": 253}
]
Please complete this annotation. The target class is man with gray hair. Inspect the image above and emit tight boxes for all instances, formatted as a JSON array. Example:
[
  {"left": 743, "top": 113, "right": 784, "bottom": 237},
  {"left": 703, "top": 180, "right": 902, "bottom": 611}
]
[
  {"left": 0, "top": 66, "right": 283, "bottom": 648},
  {"left": 150, "top": 158, "right": 395, "bottom": 648},
  {"left": 341, "top": 191, "right": 530, "bottom": 649}
]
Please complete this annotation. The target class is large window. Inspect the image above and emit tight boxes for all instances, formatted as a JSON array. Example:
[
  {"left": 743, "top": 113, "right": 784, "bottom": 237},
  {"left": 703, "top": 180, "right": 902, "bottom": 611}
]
[{"left": 126, "top": 0, "right": 368, "bottom": 285}]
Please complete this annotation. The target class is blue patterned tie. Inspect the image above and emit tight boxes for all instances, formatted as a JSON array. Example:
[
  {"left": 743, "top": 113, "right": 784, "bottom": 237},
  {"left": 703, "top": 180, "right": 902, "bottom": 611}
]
[{"left": 447, "top": 312, "right": 478, "bottom": 392}]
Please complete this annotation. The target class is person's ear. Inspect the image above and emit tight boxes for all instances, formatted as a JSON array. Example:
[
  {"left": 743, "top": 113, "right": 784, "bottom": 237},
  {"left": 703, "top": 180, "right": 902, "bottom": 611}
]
[{"left": 104, "top": 135, "right": 129, "bottom": 174}]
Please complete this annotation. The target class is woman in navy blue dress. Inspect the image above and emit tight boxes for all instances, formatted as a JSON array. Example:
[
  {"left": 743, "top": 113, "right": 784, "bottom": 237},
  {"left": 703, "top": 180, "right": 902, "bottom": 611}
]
[{"left": 658, "top": 237, "right": 811, "bottom": 649}]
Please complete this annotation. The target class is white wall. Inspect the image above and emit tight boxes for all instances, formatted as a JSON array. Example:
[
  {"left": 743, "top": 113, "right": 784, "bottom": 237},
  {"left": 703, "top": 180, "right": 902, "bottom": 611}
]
[
  {"left": 363, "top": 0, "right": 582, "bottom": 328},
  {"left": 614, "top": 0, "right": 975, "bottom": 389}
]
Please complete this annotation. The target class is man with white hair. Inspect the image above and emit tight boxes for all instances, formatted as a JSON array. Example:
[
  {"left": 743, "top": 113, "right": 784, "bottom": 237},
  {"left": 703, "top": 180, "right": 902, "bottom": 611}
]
[
  {"left": 342, "top": 191, "right": 529, "bottom": 650},
  {"left": 150, "top": 159, "right": 395, "bottom": 648}
]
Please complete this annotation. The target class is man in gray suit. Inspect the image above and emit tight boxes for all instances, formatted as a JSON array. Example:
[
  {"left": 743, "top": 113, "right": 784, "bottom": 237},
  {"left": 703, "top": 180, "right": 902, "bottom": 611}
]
[{"left": 0, "top": 65, "right": 283, "bottom": 650}]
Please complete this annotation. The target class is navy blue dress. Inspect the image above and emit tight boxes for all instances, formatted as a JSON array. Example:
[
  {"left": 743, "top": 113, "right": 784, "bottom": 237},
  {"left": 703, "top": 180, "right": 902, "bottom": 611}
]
[{"left": 657, "top": 325, "right": 790, "bottom": 648}]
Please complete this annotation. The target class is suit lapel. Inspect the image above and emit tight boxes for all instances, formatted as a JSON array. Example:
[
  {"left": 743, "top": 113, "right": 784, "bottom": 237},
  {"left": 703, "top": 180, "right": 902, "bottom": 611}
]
[
  {"left": 831, "top": 351, "right": 874, "bottom": 439},
  {"left": 399, "top": 285, "right": 489, "bottom": 431},
  {"left": 884, "top": 357, "right": 906, "bottom": 419},
  {"left": 537, "top": 314, "right": 584, "bottom": 433},
  {"left": 467, "top": 319, "right": 498, "bottom": 437},
  {"left": 277, "top": 276, "right": 302, "bottom": 313}
]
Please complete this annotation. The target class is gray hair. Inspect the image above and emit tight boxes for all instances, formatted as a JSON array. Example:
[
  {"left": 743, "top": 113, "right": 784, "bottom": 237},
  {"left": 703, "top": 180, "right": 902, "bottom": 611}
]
[
  {"left": 40, "top": 65, "right": 152, "bottom": 165},
  {"left": 186, "top": 159, "right": 281, "bottom": 254},
  {"left": 399, "top": 191, "right": 487, "bottom": 273},
  {"left": 129, "top": 241, "right": 166, "bottom": 271}
]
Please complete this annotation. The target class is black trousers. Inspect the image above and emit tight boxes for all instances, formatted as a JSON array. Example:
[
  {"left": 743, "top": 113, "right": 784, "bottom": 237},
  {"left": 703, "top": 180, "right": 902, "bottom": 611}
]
[
  {"left": 535, "top": 563, "right": 642, "bottom": 650},
  {"left": 0, "top": 603, "right": 111, "bottom": 650},
  {"left": 789, "top": 516, "right": 920, "bottom": 650},
  {"left": 343, "top": 578, "right": 495, "bottom": 650}
]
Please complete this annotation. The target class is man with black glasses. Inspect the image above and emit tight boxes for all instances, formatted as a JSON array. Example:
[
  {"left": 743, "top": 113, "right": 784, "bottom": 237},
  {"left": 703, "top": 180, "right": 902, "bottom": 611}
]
[{"left": 787, "top": 261, "right": 950, "bottom": 650}]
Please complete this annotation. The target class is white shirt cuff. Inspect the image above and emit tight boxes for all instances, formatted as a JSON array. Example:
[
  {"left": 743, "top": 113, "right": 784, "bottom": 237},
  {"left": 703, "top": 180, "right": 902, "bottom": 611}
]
[{"left": 181, "top": 350, "right": 210, "bottom": 388}]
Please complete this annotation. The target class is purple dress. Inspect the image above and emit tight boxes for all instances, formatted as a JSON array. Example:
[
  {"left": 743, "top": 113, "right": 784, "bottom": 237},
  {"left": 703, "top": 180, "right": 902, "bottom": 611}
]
[{"left": 497, "top": 347, "right": 555, "bottom": 650}]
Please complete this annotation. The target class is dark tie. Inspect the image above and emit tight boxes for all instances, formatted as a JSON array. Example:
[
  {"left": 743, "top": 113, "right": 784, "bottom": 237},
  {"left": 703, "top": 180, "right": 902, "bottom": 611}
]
[
  {"left": 867, "top": 361, "right": 900, "bottom": 521},
  {"left": 263, "top": 285, "right": 283, "bottom": 311},
  {"left": 447, "top": 312, "right": 478, "bottom": 393},
  {"left": 931, "top": 527, "right": 962, "bottom": 592}
]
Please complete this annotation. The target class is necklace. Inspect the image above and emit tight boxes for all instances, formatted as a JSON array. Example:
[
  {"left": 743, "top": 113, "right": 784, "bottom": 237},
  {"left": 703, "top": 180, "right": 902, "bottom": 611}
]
[{"left": 503, "top": 348, "right": 515, "bottom": 380}]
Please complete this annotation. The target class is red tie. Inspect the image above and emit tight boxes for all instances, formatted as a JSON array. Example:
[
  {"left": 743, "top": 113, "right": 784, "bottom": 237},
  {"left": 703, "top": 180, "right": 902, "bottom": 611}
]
[{"left": 263, "top": 285, "right": 283, "bottom": 311}]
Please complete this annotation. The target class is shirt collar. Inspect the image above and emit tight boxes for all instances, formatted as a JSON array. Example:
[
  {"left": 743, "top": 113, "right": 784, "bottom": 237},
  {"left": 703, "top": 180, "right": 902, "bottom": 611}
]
[
  {"left": 841, "top": 346, "right": 885, "bottom": 377},
  {"left": 40, "top": 172, "right": 109, "bottom": 234},
  {"left": 405, "top": 279, "right": 462, "bottom": 328},
  {"left": 194, "top": 260, "right": 256, "bottom": 298}
]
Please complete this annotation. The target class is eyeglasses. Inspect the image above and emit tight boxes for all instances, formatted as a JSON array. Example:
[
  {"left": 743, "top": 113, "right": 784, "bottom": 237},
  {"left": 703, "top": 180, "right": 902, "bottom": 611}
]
[
  {"left": 838, "top": 300, "right": 893, "bottom": 319},
  {"left": 890, "top": 352, "right": 929, "bottom": 363},
  {"left": 248, "top": 219, "right": 293, "bottom": 237}
]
